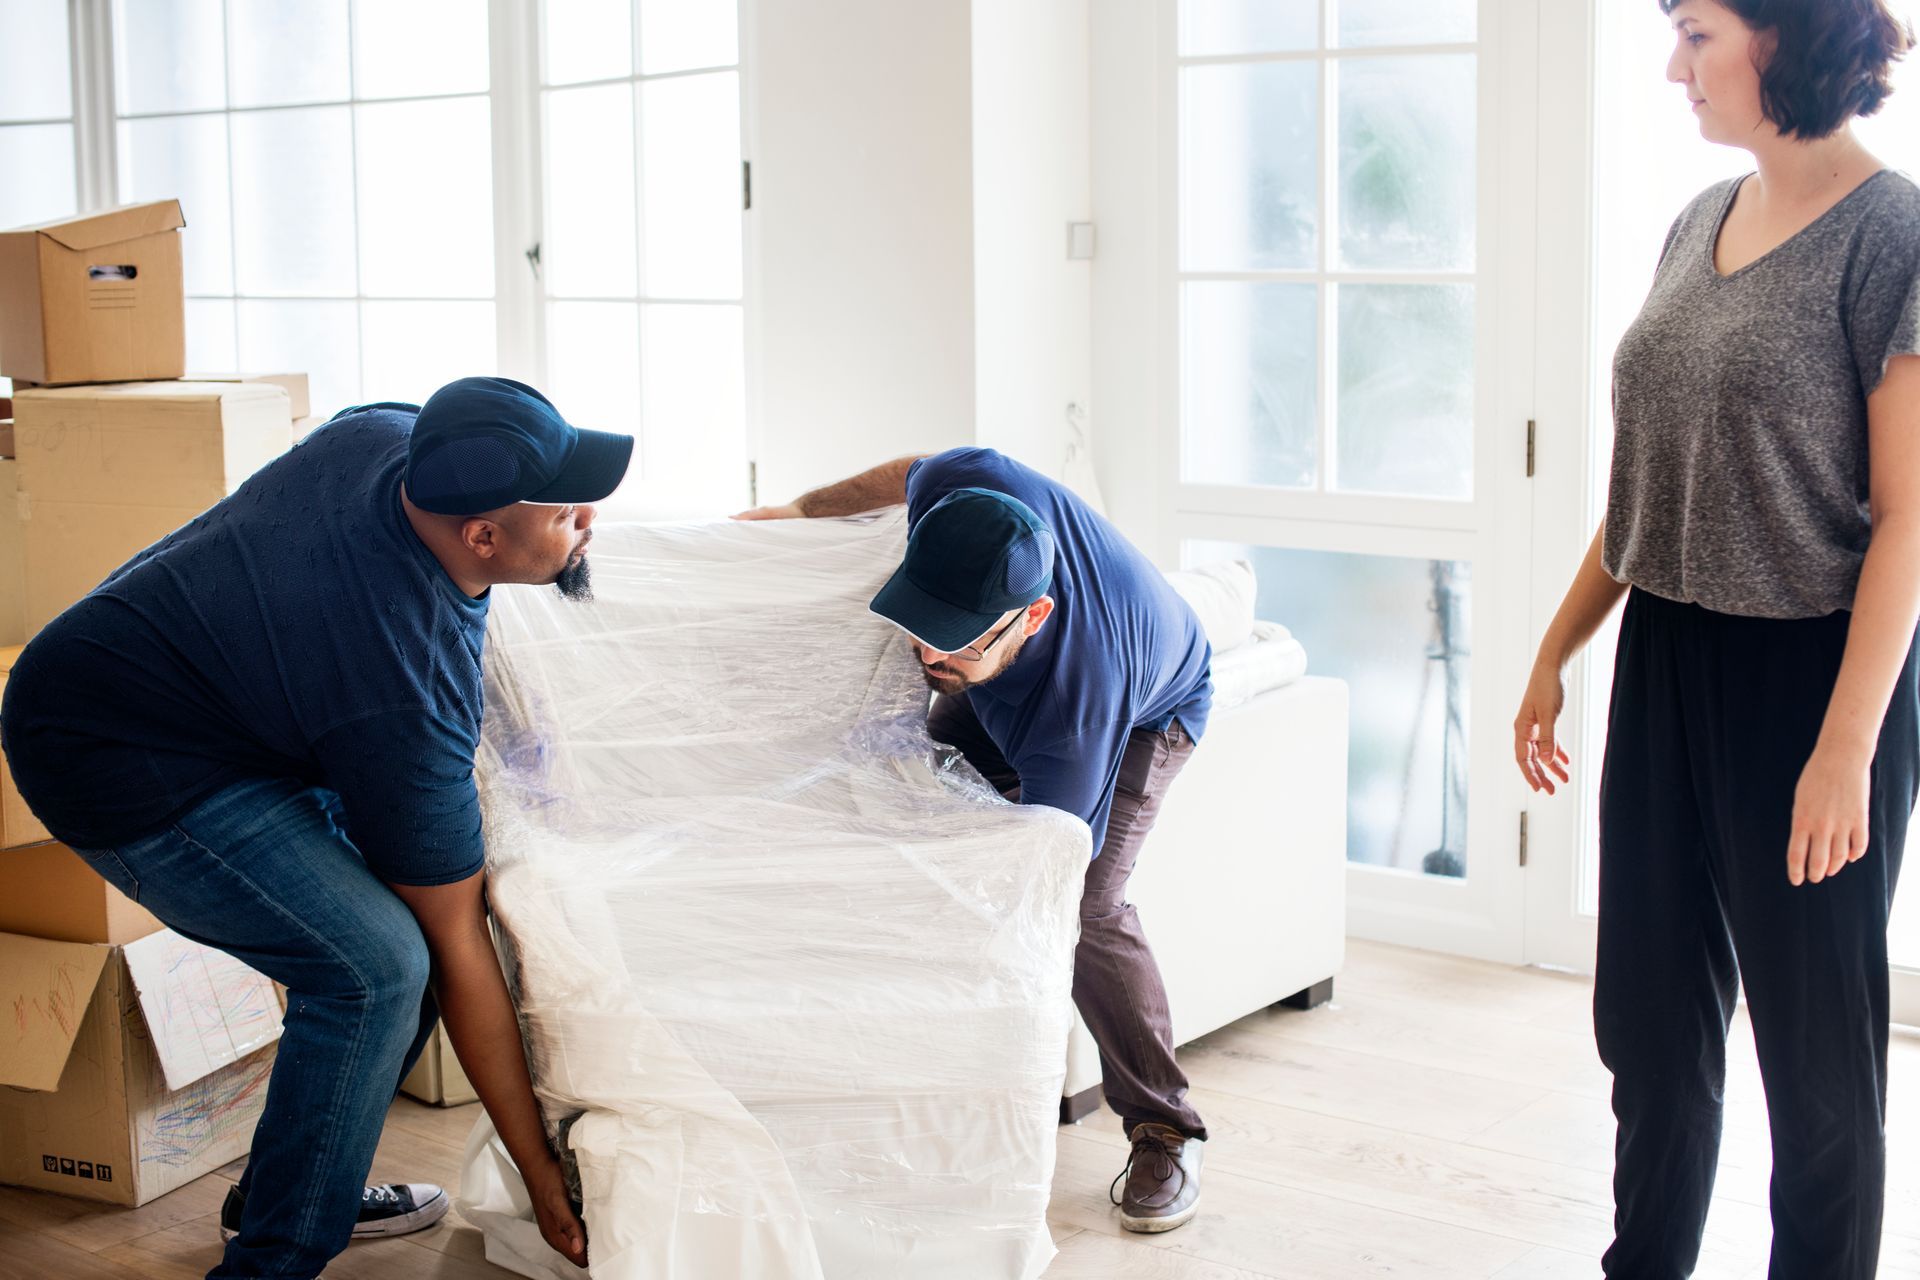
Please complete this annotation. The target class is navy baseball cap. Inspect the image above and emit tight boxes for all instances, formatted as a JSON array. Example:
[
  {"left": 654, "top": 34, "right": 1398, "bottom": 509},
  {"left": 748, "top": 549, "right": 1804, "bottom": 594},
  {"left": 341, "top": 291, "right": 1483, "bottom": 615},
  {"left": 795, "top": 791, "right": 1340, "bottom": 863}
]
[
  {"left": 870, "top": 488, "right": 1056, "bottom": 652},
  {"left": 406, "top": 377, "right": 634, "bottom": 516}
]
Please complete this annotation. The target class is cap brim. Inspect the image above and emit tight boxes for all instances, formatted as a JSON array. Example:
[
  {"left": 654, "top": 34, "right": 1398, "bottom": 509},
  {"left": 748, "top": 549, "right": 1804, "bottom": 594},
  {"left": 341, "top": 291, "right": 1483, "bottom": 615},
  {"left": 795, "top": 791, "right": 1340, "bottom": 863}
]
[
  {"left": 521, "top": 426, "right": 635, "bottom": 505},
  {"left": 869, "top": 565, "right": 1002, "bottom": 653}
]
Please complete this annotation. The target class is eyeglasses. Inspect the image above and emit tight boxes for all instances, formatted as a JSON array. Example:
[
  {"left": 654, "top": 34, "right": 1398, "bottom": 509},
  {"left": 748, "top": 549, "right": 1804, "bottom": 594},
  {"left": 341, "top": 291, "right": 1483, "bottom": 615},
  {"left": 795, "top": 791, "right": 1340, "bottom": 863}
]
[{"left": 929, "top": 614, "right": 1023, "bottom": 663}]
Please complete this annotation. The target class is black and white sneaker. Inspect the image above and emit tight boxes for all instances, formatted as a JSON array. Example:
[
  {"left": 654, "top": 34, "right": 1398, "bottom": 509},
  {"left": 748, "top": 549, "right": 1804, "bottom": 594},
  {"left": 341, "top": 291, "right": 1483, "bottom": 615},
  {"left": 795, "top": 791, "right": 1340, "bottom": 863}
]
[{"left": 219, "top": 1181, "right": 450, "bottom": 1241}]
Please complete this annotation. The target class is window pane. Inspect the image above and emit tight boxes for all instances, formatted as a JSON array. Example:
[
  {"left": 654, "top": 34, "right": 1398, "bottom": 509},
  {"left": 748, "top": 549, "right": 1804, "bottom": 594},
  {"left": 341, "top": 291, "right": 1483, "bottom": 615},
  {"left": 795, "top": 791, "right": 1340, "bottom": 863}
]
[
  {"left": 1181, "top": 63, "right": 1317, "bottom": 271},
  {"left": 231, "top": 108, "right": 356, "bottom": 297},
  {"left": 0, "top": 124, "right": 75, "bottom": 230},
  {"left": 1337, "top": 54, "right": 1475, "bottom": 271},
  {"left": 114, "top": 0, "right": 225, "bottom": 115},
  {"left": 356, "top": 97, "right": 494, "bottom": 298},
  {"left": 1336, "top": 0, "right": 1475, "bottom": 47},
  {"left": 185, "top": 298, "right": 239, "bottom": 372},
  {"left": 1335, "top": 284, "right": 1473, "bottom": 498},
  {"left": 544, "top": 0, "right": 632, "bottom": 85},
  {"left": 228, "top": 0, "right": 351, "bottom": 108},
  {"left": 1190, "top": 541, "right": 1472, "bottom": 877},
  {"left": 639, "top": 304, "right": 745, "bottom": 515},
  {"left": 0, "top": 0, "right": 72, "bottom": 120},
  {"left": 1181, "top": 281, "right": 1316, "bottom": 488},
  {"left": 352, "top": 0, "right": 489, "bottom": 100},
  {"left": 640, "top": 0, "right": 738, "bottom": 75},
  {"left": 545, "top": 84, "right": 638, "bottom": 297},
  {"left": 119, "top": 114, "right": 234, "bottom": 295},
  {"left": 236, "top": 299, "right": 360, "bottom": 420},
  {"left": 547, "top": 301, "right": 640, "bottom": 438},
  {"left": 1178, "top": 0, "right": 1316, "bottom": 56},
  {"left": 361, "top": 302, "right": 495, "bottom": 404},
  {"left": 639, "top": 73, "right": 741, "bottom": 299}
]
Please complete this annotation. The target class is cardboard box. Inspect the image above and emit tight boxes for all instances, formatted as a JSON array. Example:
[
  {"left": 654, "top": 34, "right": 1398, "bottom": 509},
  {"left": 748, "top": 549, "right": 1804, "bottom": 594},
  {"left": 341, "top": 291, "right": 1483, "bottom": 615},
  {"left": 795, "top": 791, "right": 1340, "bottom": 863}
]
[
  {"left": 0, "top": 459, "right": 23, "bottom": 645},
  {"left": 401, "top": 1021, "right": 477, "bottom": 1107},
  {"left": 13, "top": 381, "right": 291, "bottom": 507},
  {"left": 0, "top": 843, "right": 164, "bottom": 944},
  {"left": 12, "top": 382, "right": 294, "bottom": 631},
  {"left": 292, "top": 414, "right": 324, "bottom": 443},
  {"left": 0, "top": 928, "right": 281, "bottom": 1205},
  {"left": 183, "top": 372, "right": 310, "bottom": 420},
  {"left": 1, "top": 646, "right": 52, "bottom": 848},
  {"left": 0, "top": 200, "right": 186, "bottom": 386},
  {"left": 0, "top": 417, "right": 14, "bottom": 456}
]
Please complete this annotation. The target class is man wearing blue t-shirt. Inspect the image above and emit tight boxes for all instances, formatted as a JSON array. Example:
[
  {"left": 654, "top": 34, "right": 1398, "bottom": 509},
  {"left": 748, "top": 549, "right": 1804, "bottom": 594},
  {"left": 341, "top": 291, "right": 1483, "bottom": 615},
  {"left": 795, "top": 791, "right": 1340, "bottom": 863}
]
[
  {"left": 740, "top": 447, "right": 1214, "bottom": 1233},
  {"left": 0, "top": 378, "right": 625, "bottom": 1278}
]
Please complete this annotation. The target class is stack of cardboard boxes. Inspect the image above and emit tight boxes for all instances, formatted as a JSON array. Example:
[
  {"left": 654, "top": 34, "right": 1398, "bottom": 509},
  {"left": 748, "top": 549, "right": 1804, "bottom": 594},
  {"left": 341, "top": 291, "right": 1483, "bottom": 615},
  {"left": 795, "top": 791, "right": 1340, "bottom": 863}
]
[{"left": 0, "top": 201, "right": 305, "bottom": 1204}]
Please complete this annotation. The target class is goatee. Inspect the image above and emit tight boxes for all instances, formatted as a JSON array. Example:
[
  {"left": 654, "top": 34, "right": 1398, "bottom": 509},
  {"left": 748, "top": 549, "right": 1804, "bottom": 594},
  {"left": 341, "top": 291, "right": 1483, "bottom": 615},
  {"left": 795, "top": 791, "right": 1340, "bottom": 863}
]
[{"left": 556, "top": 555, "right": 593, "bottom": 602}]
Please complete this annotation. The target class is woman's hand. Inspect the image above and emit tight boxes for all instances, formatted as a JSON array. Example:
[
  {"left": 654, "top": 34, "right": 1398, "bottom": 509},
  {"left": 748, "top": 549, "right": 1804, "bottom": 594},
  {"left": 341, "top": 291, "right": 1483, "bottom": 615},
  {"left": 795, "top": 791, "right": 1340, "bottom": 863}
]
[
  {"left": 525, "top": 1153, "right": 589, "bottom": 1269},
  {"left": 1514, "top": 660, "right": 1573, "bottom": 795},
  {"left": 1787, "top": 744, "right": 1871, "bottom": 886}
]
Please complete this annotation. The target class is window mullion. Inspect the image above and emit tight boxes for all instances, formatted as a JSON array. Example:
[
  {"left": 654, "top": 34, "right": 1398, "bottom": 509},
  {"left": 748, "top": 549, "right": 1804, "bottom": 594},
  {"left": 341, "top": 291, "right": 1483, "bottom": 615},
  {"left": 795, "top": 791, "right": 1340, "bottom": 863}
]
[
  {"left": 70, "top": 0, "right": 118, "bottom": 210},
  {"left": 489, "top": 0, "right": 546, "bottom": 385}
]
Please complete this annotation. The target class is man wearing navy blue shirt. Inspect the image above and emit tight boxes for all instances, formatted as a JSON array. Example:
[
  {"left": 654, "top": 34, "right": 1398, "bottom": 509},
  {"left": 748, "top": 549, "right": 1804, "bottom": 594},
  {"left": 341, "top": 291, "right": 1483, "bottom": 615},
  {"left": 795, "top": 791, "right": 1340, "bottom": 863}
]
[
  {"left": 0, "top": 378, "right": 624, "bottom": 1278},
  {"left": 740, "top": 446, "right": 1214, "bottom": 1233}
]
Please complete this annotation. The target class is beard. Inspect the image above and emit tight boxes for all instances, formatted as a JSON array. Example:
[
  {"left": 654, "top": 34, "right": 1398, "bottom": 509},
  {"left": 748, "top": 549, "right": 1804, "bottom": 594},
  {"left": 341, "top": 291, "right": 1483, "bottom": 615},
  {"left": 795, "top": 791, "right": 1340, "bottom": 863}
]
[
  {"left": 918, "top": 628, "right": 1026, "bottom": 695},
  {"left": 555, "top": 553, "right": 593, "bottom": 602}
]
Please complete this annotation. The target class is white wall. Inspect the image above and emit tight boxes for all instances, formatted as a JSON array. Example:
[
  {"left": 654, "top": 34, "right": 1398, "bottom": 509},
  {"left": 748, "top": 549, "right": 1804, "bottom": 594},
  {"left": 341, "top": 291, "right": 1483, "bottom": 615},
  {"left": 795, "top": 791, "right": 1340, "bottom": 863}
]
[
  {"left": 747, "top": 0, "right": 1095, "bottom": 504},
  {"left": 747, "top": 0, "right": 978, "bottom": 503},
  {"left": 969, "top": 0, "right": 1093, "bottom": 485}
]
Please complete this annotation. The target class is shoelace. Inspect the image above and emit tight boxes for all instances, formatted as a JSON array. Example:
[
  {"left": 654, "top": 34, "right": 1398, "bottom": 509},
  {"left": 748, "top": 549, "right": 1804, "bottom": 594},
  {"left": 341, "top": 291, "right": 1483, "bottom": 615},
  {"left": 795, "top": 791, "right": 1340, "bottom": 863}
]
[
  {"left": 364, "top": 1184, "right": 404, "bottom": 1207},
  {"left": 1108, "top": 1131, "right": 1185, "bottom": 1207}
]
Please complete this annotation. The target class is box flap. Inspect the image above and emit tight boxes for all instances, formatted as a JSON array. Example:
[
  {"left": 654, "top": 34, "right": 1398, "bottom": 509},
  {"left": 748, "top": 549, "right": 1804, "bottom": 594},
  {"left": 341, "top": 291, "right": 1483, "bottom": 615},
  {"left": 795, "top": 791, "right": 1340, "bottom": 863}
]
[
  {"left": 24, "top": 201, "right": 187, "bottom": 252},
  {"left": 0, "top": 932, "right": 112, "bottom": 1090},
  {"left": 122, "top": 929, "right": 283, "bottom": 1091}
]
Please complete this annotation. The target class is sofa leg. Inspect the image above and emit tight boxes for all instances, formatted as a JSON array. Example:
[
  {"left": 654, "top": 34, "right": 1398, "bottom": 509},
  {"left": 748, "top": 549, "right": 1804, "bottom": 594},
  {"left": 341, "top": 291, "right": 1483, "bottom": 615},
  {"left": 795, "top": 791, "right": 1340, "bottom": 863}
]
[
  {"left": 1059, "top": 1084, "right": 1103, "bottom": 1126},
  {"left": 1276, "top": 977, "right": 1334, "bottom": 1011}
]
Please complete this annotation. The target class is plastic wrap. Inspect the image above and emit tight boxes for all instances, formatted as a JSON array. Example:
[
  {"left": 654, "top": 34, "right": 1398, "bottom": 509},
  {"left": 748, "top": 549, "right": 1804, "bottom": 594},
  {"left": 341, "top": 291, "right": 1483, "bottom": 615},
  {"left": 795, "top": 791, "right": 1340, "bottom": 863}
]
[{"left": 454, "top": 508, "right": 1089, "bottom": 1280}]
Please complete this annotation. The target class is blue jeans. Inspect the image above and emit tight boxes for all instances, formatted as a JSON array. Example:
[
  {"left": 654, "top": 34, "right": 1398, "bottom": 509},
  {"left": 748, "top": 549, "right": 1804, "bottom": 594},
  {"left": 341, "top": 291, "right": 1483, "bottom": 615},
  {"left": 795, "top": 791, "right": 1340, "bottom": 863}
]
[{"left": 75, "top": 776, "right": 440, "bottom": 1280}]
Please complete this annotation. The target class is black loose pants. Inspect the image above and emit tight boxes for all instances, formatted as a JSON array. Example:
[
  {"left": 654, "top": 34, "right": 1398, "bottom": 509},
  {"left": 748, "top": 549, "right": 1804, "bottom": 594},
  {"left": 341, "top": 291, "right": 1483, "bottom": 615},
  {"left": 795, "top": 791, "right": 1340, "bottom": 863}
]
[{"left": 1596, "top": 588, "right": 1920, "bottom": 1279}]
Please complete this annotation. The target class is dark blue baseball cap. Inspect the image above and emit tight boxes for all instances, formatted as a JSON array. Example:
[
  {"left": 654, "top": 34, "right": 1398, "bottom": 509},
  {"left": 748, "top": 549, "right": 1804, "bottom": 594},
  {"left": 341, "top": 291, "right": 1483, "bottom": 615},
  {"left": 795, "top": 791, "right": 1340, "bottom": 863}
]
[
  {"left": 406, "top": 376, "right": 634, "bottom": 516},
  {"left": 870, "top": 487, "right": 1057, "bottom": 652}
]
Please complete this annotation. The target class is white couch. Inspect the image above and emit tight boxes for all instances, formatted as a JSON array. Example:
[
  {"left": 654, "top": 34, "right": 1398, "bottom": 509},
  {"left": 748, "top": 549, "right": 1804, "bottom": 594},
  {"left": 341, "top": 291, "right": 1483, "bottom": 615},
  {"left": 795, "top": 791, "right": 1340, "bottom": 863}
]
[{"left": 1060, "top": 674, "right": 1349, "bottom": 1120}]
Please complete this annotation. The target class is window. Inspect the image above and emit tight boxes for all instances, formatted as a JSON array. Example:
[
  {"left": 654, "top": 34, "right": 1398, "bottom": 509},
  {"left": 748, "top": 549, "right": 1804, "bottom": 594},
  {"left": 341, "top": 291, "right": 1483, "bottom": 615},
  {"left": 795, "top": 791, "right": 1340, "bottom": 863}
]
[
  {"left": 10, "top": 1, "right": 747, "bottom": 520},
  {"left": 110, "top": 0, "right": 497, "bottom": 420},
  {"left": 0, "top": 0, "right": 80, "bottom": 400},
  {"left": 1178, "top": 0, "right": 1478, "bottom": 499},
  {"left": 1173, "top": 0, "right": 1486, "bottom": 883},
  {"left": 538, "top": 0, "right": 747, "bottom": 519}
]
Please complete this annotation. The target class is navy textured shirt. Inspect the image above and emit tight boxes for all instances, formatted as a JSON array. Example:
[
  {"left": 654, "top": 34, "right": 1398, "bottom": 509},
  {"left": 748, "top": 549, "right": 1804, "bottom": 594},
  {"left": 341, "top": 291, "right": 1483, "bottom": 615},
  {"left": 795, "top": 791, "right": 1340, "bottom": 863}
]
[
  {"left": 0, "top": 406, "right": 490, "bottom": 885},
  {"left": 907, "top": 448, "right": 1213, "bottom": 856}
]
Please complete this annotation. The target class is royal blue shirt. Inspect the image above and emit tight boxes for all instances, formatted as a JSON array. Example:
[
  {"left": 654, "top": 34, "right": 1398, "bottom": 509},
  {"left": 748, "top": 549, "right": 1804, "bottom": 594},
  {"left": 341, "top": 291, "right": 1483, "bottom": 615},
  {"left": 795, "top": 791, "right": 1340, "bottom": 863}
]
[
  {"left": 907, "top": 448, "right": 1213, "bottom": 857},
  {"left": 0, "top": 406, "right": 490, "bottom": 885}
]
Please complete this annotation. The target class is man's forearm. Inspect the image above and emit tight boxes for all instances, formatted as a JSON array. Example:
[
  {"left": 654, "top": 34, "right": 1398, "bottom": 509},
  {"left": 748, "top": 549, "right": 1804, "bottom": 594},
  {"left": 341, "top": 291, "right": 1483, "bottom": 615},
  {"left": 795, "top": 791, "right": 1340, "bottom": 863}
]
[
  {"left": 429, "top": 921, "right": 557, "bottom": 1180},
  {"left": 794, "top": 455, "right": 924, "bottom": 517}
]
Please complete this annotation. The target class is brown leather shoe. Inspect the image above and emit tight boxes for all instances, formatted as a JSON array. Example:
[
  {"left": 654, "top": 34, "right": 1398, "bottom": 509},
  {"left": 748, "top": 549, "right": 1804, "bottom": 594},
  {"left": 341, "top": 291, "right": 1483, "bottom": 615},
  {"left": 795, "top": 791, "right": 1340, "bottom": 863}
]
[{"left": 1111, "top": 1122, "right": 1204, "bottom": 1233}]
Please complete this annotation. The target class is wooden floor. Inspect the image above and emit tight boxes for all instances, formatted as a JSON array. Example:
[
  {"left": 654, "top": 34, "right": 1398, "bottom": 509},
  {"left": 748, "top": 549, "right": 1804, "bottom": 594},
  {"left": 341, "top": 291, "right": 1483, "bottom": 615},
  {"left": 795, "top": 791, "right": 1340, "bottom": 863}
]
[{"left": 8, "top": 939, "right": 1920, "bottom": 1278}]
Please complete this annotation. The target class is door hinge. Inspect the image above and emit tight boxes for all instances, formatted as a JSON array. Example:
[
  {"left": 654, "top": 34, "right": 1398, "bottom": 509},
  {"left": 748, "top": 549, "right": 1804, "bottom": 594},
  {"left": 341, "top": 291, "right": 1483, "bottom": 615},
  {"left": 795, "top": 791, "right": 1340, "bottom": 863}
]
[
  {"left": 748, "top": 459, "right": 758, "bottom": 506},
  {"left": 743, "top": 160, "right": 752, "bottom": 211},
  {"left": 1525, "top": 419, "right": 1536, "bottom": 478},
  {"left": 1519, "top": 812, "right": 1530, "bottom": 867},
  {"left": 524, "top": 241, "right": 542, "bottom": 279}
]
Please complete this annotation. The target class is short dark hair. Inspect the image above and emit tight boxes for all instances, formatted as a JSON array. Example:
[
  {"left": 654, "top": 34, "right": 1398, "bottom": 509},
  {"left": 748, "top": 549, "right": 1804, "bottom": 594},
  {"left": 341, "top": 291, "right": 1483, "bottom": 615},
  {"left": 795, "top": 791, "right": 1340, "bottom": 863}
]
[{"left": 1659, "top": 0, "right": 1915, "bottom": 139}]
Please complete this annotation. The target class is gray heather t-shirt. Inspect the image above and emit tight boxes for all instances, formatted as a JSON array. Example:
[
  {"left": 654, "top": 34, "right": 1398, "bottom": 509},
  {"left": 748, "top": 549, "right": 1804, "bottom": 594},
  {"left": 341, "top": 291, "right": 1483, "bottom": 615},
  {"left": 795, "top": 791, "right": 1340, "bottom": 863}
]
[{"left": 1604, "top": 169, "right": 1920, "bottom": 619}]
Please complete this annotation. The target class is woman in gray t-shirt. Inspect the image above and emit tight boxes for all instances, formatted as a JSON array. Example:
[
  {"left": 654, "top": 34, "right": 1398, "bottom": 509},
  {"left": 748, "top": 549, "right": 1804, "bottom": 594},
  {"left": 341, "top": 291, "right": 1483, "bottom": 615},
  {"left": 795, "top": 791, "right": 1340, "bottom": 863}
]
[{"left": 1513, "top": 1, "right": 1920, "bottom": 1275}]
